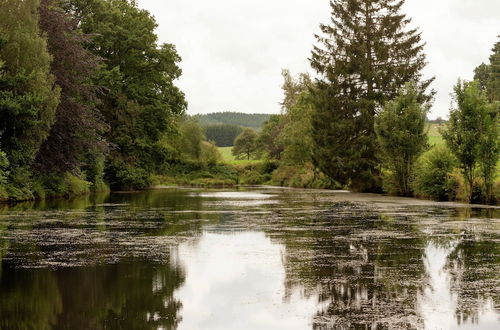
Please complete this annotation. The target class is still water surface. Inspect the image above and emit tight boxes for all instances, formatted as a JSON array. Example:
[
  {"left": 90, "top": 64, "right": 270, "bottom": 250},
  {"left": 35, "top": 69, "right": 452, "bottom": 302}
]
[{"left": 0, "top": 187, "right": 498, "bottom": 329}]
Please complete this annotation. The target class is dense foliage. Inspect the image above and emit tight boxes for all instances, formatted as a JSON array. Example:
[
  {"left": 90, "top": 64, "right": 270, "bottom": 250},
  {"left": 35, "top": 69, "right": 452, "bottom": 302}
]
[
  {"left": 36, "top": 0, "right": 108, "bottom": 176},
  {"left": 257, "top": 114, "right": 286, "bottom": 161},
  {"left": 412, "top": 145, "right": 458, "bottom": 201},
  {"left": 68, "top": 0, "right": 187, "bottom": 190},
  {"left": 487, "top": 38, "right": 500, "bottom": 102},
  {"left": 0, "top": 0, "right": 223, "bottom": 201},
  {"left": 442, "top": 80, "right": 499, "bottom": 203},
  {"left": 0, "top": 1, "right": 498, "bottom": 205},
  {"left": 310, "top": 0, "right": 433, "bottom": 192},
  {"left": 204, "top": 124, "right": 243, "bottom": 147},
  {"left": 375, "top": 82, "right": 430, "bottom": 196},
  {"left": 194, "top": 112, "right": 271, "bottom": 130},
  {"left": 248, "top": 70, "right": 335, "bottom": 189},
  {"left": 0, "top": 0, "right": 60, "bottom": 199},
  {"left": 232, "top": 128, "right": 259, "bottom": 160}
]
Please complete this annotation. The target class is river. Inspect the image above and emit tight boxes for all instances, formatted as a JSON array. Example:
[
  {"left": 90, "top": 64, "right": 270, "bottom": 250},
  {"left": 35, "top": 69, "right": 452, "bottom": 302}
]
[{"left": 0, "top": 187, "right": 498, "bottom": 329}]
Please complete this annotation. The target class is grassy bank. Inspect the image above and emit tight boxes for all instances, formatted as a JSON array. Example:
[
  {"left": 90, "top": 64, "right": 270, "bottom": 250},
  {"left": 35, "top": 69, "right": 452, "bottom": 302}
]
[
  {"left": 151, "top": 162, "right": 239, "bottom": 187},
  {"left": 218, "top": 147, "right": 263, "bottom": 166},
  {"left": 427, "top": 123, "right": 445, "bottom": 146}
]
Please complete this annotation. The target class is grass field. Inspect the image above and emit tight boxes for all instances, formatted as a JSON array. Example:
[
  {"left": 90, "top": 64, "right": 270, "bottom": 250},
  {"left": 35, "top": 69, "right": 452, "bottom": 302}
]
[
  {"left": 218, "top": 147, "right": 262, "bottom": 166},
  {"left": 428, "top": 123, "right": 445, "bottom": 146}
]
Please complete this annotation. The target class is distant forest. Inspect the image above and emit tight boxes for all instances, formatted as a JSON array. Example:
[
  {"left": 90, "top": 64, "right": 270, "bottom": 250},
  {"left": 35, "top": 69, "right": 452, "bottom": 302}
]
[
  {"left": 193, "top": 112, "right": 271, "bottom": 130},
  {"left": 193, "top": 112, "right": 272, "bottom": 147}
]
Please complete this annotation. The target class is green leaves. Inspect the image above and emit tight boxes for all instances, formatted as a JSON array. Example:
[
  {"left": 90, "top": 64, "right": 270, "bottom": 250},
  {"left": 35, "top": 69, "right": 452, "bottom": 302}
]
[
  {"left": 310, "top": 0, "right": 432, "bottom": 192},
  {"left": 71, "top": 0, "right": 187, "bottom": 189},
  {"left": 442, "top": 80, "right": 499, "bottom": 202},
  {"left": 375, "top": 82, "right": 429, "bottom": 196},
  {"left": 0, "top": 0, "right": 60, "bottom": 173},
  {"left": 233, "top": 128, "right": 259, "bottom": 161}
]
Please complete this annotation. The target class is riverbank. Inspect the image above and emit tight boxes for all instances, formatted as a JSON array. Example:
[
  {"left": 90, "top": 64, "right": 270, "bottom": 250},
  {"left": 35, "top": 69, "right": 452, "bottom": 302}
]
[{"left": 1, "top": 159, "right": 498, "bottom": 206}]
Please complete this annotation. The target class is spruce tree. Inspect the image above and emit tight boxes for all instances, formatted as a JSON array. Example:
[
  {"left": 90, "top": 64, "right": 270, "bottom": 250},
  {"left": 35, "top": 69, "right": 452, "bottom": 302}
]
[
  {"left": 487, "top": 37, "right": 500, "bottom": 102},
  {"left": 310, "top": 0, "right": 433, "bottom": 192}
]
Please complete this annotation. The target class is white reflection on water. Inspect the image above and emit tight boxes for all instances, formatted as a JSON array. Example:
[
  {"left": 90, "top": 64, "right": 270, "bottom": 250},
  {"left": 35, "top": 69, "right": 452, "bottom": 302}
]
[
  {"left": 419, "top": 242, "right": 498, "bottom": 330},
  {"left": 174, "top": 232, "right": 318, "bottom": 330},
  {"left": 195, "top": 192, "right": 275, "bottom": 199}
]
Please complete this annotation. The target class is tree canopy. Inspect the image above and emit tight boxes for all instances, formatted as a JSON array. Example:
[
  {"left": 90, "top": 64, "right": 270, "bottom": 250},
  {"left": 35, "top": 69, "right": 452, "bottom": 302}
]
[
  {"left": 375, "top": 82, "right": 430, "bottom": 196},
  {"left": 442, "top": 80, "right": 499, "bottom": 203},
  {"left": 69, "top": 0, "right": 187, "bottom": 189},
  {"left": 310, "top": 0, "right": 433, "bottom": 192},
  {"left": 232, "top": 128, "right": 259, "bottom": 160},
  {"left": 204, "top": 124, "right": 243, "bottom": 147},
  {"left": 0, "top": 0, "right": 60, "bottom": 190}
]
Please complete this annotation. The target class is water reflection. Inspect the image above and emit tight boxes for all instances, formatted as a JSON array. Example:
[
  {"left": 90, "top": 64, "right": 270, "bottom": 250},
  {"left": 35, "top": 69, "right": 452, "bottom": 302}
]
[
  {"left": 0, "top": 256, "right": 184, "bottom": 329},
  {"left": 420, "top": 241, "right": 499, "bottom": 330},
  {"left": 174, "top": 232, "right": 318, "bottom": 330},
  {"left": 0, "top": 188, "right": 498, "bottom": 329},
  {"left": 420, "top": 241, "right": 459, "bottom": 328}
]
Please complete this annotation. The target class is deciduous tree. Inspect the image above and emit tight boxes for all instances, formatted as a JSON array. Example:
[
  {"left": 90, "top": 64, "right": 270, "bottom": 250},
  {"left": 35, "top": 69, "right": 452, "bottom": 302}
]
[
  {"left": 233, "top": 128, "right": 258, "bottom": 160},
  {"left": 69, "top": 0, "right": 187, "bottom": 189},
  {"left": 0, "top": 0, "right": 60, "bottom": 184},
  {"left": 442, "top": 80, "right": 498, "bottom": 203},
  {"left": 375, "top": 82, "right": 430, "bottom": 196},
  {"left": 35, "top": 0, "right": 108, "bottom": 176}
]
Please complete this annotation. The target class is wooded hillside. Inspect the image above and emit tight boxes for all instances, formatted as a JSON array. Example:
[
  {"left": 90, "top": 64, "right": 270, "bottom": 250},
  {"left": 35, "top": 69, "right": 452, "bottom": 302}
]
[{"left": 193, "top": 112, "right": 271, "bottom": 130}]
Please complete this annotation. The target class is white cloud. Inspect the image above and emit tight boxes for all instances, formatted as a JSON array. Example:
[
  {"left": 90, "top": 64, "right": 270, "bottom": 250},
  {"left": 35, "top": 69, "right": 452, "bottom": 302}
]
[{"left": 138, "top": 0, "right": 499, "bottom": 119}]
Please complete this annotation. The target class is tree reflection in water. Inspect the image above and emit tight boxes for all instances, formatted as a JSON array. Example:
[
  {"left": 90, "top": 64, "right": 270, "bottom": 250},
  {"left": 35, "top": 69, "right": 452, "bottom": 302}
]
[
  {"left": 271, "top": 202, "right": 428, "bottom": 329},
  {"left": 0, "top": 188, "right": 498, "bottom": 329},
  {"left": 0, "top": 252, "right": 185, "bottom": 329},
  {"left": 270, "top": 201, "right": 499, "bottom": 329}
]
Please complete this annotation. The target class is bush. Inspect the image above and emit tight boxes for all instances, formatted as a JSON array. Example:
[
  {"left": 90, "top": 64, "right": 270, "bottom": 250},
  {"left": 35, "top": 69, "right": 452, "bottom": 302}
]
[
  {"left": 154, "top": 162, "right": 239, "bottom": 187},
  {"left": 271, "top": 162, "right": 336, "bottom": 189},
  {"left": 0, "top": 150, "right": 8, "bottom": 185},
  {"left": 105, "top": 160, "right": 151, "bottom": 190},
  {"left": 200, "top": 141, "right": 222, "bottom": 166},
  {"left": 237, "top": 161, "right": 277, "bottom": 185},
  {"left": 4, "top": 168, "right": 36, "bottom": 202},
  {"left": 412, "top": 145, "right": 458, "bottom": 201},
  {"left": 37, "top": 172, "right": 91, "bottom": 198}
]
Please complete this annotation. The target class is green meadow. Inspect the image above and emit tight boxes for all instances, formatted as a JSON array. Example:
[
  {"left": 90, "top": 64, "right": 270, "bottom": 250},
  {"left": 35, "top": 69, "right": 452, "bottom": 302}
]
[{"left": 218, "top": 147, "right": 262, "bottom": 166}]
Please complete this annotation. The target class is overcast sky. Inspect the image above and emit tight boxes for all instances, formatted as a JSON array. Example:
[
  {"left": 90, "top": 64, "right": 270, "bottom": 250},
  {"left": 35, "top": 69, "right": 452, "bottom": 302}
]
[{"left": 137, "top": 0, "right": 499, "bottom": 119}]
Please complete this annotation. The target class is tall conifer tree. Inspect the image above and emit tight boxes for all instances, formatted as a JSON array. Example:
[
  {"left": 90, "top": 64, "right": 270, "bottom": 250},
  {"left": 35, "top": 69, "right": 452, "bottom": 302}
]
[
  {"left": 310, "top": 0, "right": 433, "bottom": 192},
  {"left": 487, "top": 37, "right": 500, "bottom": 102}
]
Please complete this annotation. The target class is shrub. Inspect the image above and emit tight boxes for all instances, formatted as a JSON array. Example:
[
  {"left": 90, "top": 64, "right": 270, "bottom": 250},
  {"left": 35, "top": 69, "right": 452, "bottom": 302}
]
[
  {"left": 105, "top": 160, "right": 151, "bottom": 190},
  {"left": 412, "top": 145, "right": 458, "bottom": 201},
  {"left": 237, "top": 161, "right": 277, "bottom": 185},
  {"left": 271, "top": 162, "right": 336, "bottom": 189},
  {"left": 200, "top": 141, "right": 222, "bottom": 166},
  {"left": 37, "top": 172, "right": 91, "bottom": 198},
  {"left": 0, "top": 150, "right": 8, "bottom": 186}
]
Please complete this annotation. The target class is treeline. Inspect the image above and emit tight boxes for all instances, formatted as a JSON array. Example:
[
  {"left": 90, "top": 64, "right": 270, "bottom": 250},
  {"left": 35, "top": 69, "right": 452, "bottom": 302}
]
[
  {"left": 204, "top": 124, "right": 242, "bottom": 147},
  {"left": 196, "top": 112, "right": 271, "bottom": 147},
  {"left": 235, "top": 0, "right": 499, "bottom": 204},
  {"left": 0, "top": 0, "right": 224, "bottom": 202},
  {"left": 194, "top": 112, "right": 271, "bottom": 130}
]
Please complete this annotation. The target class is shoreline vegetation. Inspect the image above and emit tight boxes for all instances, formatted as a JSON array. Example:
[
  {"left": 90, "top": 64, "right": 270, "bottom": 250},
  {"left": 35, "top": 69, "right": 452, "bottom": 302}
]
[{"left": 1, "top": 0, "right": 499, "bottom": 206}]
